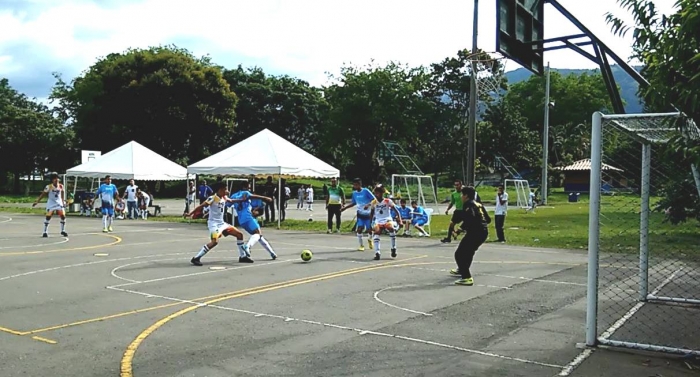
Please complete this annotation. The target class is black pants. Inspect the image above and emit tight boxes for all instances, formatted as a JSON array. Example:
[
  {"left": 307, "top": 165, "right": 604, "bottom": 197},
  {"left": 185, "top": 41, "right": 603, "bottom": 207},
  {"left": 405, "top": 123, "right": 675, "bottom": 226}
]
[
  {"left": 280, "top": 199, "right": 287, "bottom": 221},
  {"left": 455, "top": 230, "right": 488, "bottom": 279},
  {"left": 327, "top": 204, "right": 342, "bottom": 230},
  {"left": 265, "top": 199, "right": 276, "bottom": 222},
  {"left": 495, "top": 215, "right": 506, "bottom": 241}
]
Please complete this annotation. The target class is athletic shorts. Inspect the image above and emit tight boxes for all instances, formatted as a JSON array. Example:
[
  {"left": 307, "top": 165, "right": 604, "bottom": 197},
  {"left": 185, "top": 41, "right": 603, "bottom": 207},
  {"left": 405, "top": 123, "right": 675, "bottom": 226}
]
[
  {"left": 356, "top": 217, "right": 371, "bottom": 230},
  {"left": 373, "top": 218, "right": 394, "bottom": 229},
  {"left": 412, "top": 218, "right": 427, "bottom": 226},
  {"left": 208, "top": 222, "right": 232, "bottom": 239},
  {"left": 46, "top": 205, "right": 64, "bottom": 216},
  {"left": 101, "top": 202, "right": 114, "bottom": 216},
  {"left": 238, "top": 217, "right": 260, "bottom": 235}
]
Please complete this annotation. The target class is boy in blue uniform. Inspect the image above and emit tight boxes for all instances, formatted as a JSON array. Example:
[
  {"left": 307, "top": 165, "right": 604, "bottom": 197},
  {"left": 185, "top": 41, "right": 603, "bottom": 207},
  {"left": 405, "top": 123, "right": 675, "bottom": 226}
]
[
  {"left": 96, "top": 175, "right": 120, "bottom": 233},
  {"left": 409, "top": 200, "right": 430, "bottom": 237},
  {"left": 232, "top": 181, "right": 277, "bottom": 259},
  {"left": 396, "top": 199, "right": 412, "bottom": 236},
  {"left": 340, "top": 178, "right": 377, "bottom": 251}
]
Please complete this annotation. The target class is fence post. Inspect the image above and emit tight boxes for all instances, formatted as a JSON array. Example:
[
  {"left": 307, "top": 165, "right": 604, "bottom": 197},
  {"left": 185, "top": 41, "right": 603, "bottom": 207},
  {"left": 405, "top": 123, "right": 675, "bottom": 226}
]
[
  {"left": 586, "top": 111, "right": 603, "bottom": 347},
  {"left": 639, "top": 144, "right": 651, "bottom": 301}
]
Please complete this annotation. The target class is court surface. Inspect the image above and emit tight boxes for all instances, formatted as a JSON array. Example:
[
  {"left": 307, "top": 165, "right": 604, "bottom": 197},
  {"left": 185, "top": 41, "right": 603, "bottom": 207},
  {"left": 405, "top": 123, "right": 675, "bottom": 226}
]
[{"left": 0, "top": 213, "right": 691, "bottom": 377}]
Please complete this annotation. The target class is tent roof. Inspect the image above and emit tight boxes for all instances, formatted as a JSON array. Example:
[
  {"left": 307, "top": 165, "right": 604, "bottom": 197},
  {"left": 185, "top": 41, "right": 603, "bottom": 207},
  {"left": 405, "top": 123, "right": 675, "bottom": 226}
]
[
  {"left": 558, "top": 158, "right": 624, "bottom": 172},
  {"left": 66, "top": 141, "right": 189, "bottom": 181},
  {"left": 187, "top": 129, "right": 339, "bottom": 178}
]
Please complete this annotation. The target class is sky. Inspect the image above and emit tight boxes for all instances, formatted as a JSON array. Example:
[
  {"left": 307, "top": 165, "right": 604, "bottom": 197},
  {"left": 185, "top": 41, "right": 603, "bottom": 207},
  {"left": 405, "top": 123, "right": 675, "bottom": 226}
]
[{"left": 0, "top": 0, "right": 677, "bottom": 103}]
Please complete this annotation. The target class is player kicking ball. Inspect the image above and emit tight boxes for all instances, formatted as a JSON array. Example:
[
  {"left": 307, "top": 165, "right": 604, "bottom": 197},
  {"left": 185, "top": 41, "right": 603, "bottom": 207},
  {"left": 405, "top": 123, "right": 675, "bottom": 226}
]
[
  {"left": 32, "top": 173, "right": 68, "bottom": 238},
  {"left": 187, "top": 183, "right": 253, "bottom": 266},
  {"left": 231, "top": 181, "right": 277, "bottom": 260},
  {"left": 341, "top": 178, "right": 377, "bottom": 252},
  {"left": 370, "top": 185, "right": 402, "bottom": 260}
]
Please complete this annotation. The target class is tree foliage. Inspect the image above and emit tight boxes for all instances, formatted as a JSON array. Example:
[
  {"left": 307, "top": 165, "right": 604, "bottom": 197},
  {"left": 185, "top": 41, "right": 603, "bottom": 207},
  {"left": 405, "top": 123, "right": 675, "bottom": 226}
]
[{"left": 50, "top": 45, "right": 238, "bottom": 165}]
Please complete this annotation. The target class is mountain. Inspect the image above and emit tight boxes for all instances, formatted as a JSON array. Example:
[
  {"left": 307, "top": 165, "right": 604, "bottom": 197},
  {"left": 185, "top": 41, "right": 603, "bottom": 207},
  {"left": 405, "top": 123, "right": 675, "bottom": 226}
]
[{"left": 504, "top": 65, "right": 645, "bottom": 113}]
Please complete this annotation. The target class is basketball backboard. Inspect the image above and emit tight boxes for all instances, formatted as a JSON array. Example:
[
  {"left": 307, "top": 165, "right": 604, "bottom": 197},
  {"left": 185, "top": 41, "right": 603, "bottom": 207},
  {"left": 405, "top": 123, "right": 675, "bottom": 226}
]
[{"left": 496, "top": 0, "right": 545, "bottom": 75}]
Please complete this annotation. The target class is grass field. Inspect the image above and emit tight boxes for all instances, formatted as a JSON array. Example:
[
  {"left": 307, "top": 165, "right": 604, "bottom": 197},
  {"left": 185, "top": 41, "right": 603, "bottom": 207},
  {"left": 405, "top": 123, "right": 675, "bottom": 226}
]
[{"left": 2, "top": 191, "right": 697, "bottom": 253}]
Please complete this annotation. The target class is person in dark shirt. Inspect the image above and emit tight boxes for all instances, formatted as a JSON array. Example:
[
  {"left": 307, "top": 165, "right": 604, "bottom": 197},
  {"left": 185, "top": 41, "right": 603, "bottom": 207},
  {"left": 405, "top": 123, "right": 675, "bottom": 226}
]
[
  {"left": 449, "top": 186, "right": 491, "bottom": 286},
  {"left": 263, "top": 176, "right": 276, "bottom": 223}
]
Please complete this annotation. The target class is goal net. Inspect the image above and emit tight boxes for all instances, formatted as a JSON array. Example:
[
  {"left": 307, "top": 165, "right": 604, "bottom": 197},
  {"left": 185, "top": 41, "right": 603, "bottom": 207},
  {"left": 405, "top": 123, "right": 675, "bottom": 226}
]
[
  {"left": 504, "top": 179, "right": 531, "bottom": 208},
  {"left": 586, "top": 111, "right": 700, "bottom": 356},
  {"left": 390, "top": 175, "right": 438, "bottom": 211}
]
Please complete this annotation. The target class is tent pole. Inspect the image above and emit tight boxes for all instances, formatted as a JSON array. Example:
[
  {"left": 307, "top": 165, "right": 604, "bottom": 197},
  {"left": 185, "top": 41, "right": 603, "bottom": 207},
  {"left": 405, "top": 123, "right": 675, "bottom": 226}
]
[{"left": 277, "top": 172, "right": 282, "bottom": 229}]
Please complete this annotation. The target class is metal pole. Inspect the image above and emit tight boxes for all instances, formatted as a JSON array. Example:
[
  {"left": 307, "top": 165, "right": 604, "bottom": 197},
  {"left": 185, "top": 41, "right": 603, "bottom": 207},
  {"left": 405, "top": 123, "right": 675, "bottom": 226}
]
[
  {"left": 277, "top": 172, "right": 282, "bottom": 229},
  {"left": 639, "top": 144, "right": 651, "bottom": 301},
  {"left": 586, "top": 111, "right": 603, "bottom": 347},
  {"left": 541, "top": 62, "right": 551, "bottom": 205},
  {"left": 465, "top": 0, "right": 479, "bottom": 185},
  {"left": 691, "top": 164, "right": 700, "bottom": 199}
]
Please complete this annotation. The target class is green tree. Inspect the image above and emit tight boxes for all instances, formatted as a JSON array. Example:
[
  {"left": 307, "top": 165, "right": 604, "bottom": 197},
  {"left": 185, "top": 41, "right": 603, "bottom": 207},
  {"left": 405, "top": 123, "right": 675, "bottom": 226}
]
[
  {"left": 0, "top": 79, "right": 74, "bottom": 193},
  {"left": 50, "top": 45, "right": 238, "bottom": 165},
  {"left": 322, "top": 62, "right": 432, "bottom": 182},
  {"left": 222, "top": 66, "right": 329, "bottom": 153}
]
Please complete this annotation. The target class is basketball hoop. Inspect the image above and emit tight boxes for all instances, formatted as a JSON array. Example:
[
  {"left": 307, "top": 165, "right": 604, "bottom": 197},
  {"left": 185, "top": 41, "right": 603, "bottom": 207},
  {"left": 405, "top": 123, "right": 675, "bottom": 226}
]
[{"left": 465, "top": 51, "right": 508, "bottom": 102}]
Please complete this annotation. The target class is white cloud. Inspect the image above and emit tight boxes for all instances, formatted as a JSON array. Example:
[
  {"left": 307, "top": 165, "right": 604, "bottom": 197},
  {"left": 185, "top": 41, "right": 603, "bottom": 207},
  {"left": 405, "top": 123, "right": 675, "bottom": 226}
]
[{"left": 0, "top": 0, "right": 679, "bottom": 96}]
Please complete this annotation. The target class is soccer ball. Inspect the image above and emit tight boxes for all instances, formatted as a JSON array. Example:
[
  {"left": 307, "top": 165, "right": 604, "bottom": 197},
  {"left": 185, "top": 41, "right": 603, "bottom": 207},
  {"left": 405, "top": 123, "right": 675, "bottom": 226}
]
[{"left": 301, "top": 249, "right": 313, "bottom": 262}]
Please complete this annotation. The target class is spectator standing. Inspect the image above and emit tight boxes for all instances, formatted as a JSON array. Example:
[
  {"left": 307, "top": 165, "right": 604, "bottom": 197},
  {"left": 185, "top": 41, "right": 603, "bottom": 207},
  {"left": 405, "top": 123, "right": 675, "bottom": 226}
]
[
  {"left": 184, "top": 181, "right": 196, "bottom": 216},
  {"left": 198, "top": 180, "right": 212, "bottom": 204},
  {"left": 124, "top": 179, "right": 139, "bottom": 219},
  {"left": 305, "top": 185, "right": 314, "bottom": 211},
  {"left": 297, "top": 185, "right": 305, "bottom": 209},
  {"left": 494, "top": 185, "right": 509, "bottom": 242},
  {"left": 325, "top": 178, "right": 345, "bottom": 233},
  {"left": 263, "top": 176, "right": 276, "bottom": 223}
]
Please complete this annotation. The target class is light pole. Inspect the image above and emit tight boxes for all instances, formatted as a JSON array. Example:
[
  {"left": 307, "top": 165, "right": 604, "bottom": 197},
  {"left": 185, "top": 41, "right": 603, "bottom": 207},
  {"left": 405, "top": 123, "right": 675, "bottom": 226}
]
[
  {"left": 465, "top": 0, "right": 479, "bottom": 185},
  {"left": 541, "top": 62, "right": 551, "bottom": 205}
]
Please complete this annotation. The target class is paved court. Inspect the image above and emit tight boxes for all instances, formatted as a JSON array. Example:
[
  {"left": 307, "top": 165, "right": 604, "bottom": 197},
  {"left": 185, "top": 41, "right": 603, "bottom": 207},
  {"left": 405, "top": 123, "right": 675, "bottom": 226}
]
[{"left": 0, "top": 213, "right": 695, "bottom": 377}]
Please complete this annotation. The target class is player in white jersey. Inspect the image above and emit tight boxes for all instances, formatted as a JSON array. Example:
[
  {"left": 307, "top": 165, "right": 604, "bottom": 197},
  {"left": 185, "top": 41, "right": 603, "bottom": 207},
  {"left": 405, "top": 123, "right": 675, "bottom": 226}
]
[
  {"left": 370, "top": 185, "right": 402, "bottom": 260},
  {"left": 186, "top": 182, "right": 253, "bottom": 266},
  {"left": 32, "top": 173, "right": 68, "bottom": 237}
]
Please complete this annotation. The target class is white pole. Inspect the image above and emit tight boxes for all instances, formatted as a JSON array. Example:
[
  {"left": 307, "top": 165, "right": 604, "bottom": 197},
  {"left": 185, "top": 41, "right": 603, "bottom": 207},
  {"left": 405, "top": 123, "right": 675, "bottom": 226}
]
[
  {"left": 541, "top": 62, "right": 551, "bottom": 205},
  {"left": 692, "top": 164, "right": 700, "bottom": 199},
  {"left": 639, "top": 144, "right": 651, "bottom": 301},
  {"left": 277, "top": 172, "right": 282, "bottom": 230},
  {"left": 586, "top": 111, "right": 603, "bottom": 347}
]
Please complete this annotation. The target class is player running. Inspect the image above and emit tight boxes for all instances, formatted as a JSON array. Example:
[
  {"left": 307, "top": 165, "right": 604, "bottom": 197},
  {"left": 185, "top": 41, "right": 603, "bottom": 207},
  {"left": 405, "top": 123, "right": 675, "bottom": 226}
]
[
  {"left": 32, "top": 173, "right": 68, "bottom": 238},
  {"left": 370, "top": 185, "right": 402, "bottom": 260},
  {"left": 96, "top": 175, "right": 120, "bottom": 233},
  {"left": 231, "top": 181, "right": 277, "bottom": 260},
  {"left": 187, "top": 183, "right": 253, "bottom": 266},
  {"left": 449, "top": 186, "right": 490, "bottom": 286},
  {"left": 341, "top": 178, "right": 376, "bottom": 251}
]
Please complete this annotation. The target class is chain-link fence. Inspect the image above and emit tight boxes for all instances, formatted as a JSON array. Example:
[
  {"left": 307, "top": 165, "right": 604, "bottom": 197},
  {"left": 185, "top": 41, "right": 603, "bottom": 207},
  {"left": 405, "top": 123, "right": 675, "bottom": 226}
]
[{"left": 586, "top": 111, "right": 700, "bottom": 355}]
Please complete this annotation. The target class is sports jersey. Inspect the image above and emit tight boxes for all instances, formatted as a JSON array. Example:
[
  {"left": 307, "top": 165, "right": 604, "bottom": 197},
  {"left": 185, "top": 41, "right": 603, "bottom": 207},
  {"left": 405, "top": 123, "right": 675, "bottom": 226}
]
[
  {"left": 397, "top": 206, "right": 412, "bottom": 221},
  {"left": 231, "top": 190, "right": 254, "bottom": 221},
  {"left": 412, "top": 206, "right": 428, "bottom": 222},
  {"left": 125, "top": 185, "right": 138, "bottom": 202},
  {"left": 451, "top": 200, "right": 490, "bottom": 233},
  {"left": 97, "top": 183, "right": 118, "bottom": 206},
  {"left": 205, "top": 194, "right": 227, "bottom": 225},
  {"left": 351, "top": 188, "right": 376, "bottom": 218},
  {"left": 43, "top": 183, "right": 64, "bottom": 209},
  {"left": 450, "top": 190, "right": 464, "bottom": 210},
  {"left": 372, "top": 198, "right": 396, "bottom": 222},
  {"left": 327, "top": 186, "right": 345, "bottom": 205}
]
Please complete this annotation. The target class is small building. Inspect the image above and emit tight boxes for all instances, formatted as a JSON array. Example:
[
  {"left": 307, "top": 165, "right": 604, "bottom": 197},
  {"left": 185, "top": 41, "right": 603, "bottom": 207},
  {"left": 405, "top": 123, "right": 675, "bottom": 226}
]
[{"left": 559, "top": 159, "right": 624, "bottom": 193}]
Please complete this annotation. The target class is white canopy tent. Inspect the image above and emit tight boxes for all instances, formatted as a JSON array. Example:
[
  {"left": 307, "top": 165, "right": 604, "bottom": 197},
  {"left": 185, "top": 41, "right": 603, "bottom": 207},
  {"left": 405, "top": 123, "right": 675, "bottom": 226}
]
[
  {"left": 187, "top": 129, "right": 340, "bottom": 228},
  {"left": 64, "top": 140, "right": 191, "bottom": 203}
]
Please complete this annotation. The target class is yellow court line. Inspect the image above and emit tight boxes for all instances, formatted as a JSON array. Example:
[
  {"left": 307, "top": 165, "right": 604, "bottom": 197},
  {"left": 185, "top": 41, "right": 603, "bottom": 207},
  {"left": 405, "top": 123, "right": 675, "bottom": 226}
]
[
  {"left": 0, "top": 234, "right": 122, "bottom": 256},
  {"left": 0, "top": 325, "right": 57, "bottom": 345},
  {"left": 119, "top": 255, "right": 428, "bottom": 377},
  {"left": 31, "top": 336, "right": 57, "bottom": 344}
]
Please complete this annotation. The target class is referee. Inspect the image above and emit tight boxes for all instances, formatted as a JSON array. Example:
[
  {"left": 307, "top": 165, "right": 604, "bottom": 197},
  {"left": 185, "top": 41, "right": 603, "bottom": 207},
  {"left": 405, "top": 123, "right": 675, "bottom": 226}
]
[
  {"left": 448, "top": 186, "right": 490, "bottom": 286},
  {"left": 441, "top": 179, "right": 464, "bottom": 243}
]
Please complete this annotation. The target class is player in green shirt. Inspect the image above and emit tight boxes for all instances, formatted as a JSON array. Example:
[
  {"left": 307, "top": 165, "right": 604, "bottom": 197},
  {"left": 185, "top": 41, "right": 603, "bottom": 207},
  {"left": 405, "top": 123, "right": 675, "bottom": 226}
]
[
  {"left": 326, "top": 178, "right": 346, "bottom": 233},
  {"left": 441, "top": 180, "right": 464, "bottom": 243}
]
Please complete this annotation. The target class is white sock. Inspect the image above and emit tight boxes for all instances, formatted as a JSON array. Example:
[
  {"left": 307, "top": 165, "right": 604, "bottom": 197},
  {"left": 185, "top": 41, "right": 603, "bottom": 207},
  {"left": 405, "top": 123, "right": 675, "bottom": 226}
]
[
  {"left": 108, "top": 216, "right": 114, "bottom": 227},
  {"left": 60, "top": 220, "right": 66, "bottom": 232},
  {"left": 43, "top": 220, "right": 50, "bottom": 233},
  {"left": 247, "top": 234, "right": 261, "bottom": 249},
  {"left": 195, "top": 245, "right": 209, "bottom": 259},
  {"left": 390, "top": 231, "right": 396, "bottom": 249},
  {"left": 102, "top": 215, "right": 108, "bottom": 228},
  {"left": 236, "top": 240, "right": 247, "bottom": 257},
  {"left": 357, "top": 233, "right": 364, "bottom": 247},
  {"left": 259, "top": 236, "right": 276, "bottom": 257},
  {"left": 373, "top": 235, "right": 380, "bottom": 253}
]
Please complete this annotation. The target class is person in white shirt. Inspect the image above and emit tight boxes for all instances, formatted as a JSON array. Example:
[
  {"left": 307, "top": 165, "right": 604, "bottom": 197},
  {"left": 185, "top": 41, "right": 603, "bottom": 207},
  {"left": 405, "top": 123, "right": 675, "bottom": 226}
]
[
  {"left": 494, "top": 185, "right": 509, "bottom": 242},
  {"left": 305, "top": 186, "right": 314, "bottom": 211},
  {"left": 527, "top": 189, "right": 537, "bottom": 213},
  {"left": 184, "top": 181, "right": 196, "bottom": 216},
  {"left": 32, "top": 173, "right": 68, "bottom": 237},
  {"left": 124, "top": 179, "right": 139, "bottom": 219},
  {"left": 297, "top": 186, "right": 305, "bottom": 209},
  {"left": 138, "top": 189, "right": 150, "bottom": 220}
]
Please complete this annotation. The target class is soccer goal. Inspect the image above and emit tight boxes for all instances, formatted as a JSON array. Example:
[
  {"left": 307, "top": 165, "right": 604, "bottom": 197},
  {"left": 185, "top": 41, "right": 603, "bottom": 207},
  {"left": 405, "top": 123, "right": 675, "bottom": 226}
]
[
  {"left": 504, "top": 179, "right": 531, "bottom": 208},
  {"left": 585, "top": 111, "right": 700, "bottom": 356},
  {"left": 390, "top": 175, "right": 438, "bottom": 211}
]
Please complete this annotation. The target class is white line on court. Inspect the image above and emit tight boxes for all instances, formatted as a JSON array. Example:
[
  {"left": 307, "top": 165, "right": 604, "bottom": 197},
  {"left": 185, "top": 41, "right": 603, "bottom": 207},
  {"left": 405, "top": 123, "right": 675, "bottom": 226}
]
[
  {"left": 373, "top": 285, "right": 434, "bottom": 316},
  {"left": 410, "top": 267, "right": 588, "bottom": 287},
  {"left": 557, "top": 268, "right": 683, "bottom": 376},
  {"left": 0, "top": 216, "right": 12, "bottom": 224},
  {"left": 108, "top": 286, "right": 565, "bottom": 370},
  {"left": 0, "top": 237, "right": 69, "bottom": 250}
]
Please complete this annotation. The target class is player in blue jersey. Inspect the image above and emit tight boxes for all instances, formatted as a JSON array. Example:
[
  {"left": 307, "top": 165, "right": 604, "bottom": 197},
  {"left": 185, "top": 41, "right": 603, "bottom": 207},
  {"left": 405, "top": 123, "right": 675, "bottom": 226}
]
[
  {"left": 409, "top": 200, "right": 430, "bottom": 237},
  {"left": 95, "top": 175, "right": 121, "bottom": 233},
  {"left": 340, "top": 178, "right": 377, "bottom": 251},
  {"left": 187, "top": 182, "right": 252, "bottom": 266},
  {"left": 231, "top": 181, "right": 277, "bottom": 260},
  {"left": 396, "top": 198, "right": 413, "bottom": 236}
]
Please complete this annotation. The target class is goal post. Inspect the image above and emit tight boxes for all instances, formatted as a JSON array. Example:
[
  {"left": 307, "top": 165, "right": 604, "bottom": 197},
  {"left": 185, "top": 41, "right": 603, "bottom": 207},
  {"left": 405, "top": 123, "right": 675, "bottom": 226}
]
[
  {"left": 390, "top": 175, "right": 438, "bottom": 211},
  {"left": 503, "top": 179, "right": 531, "bottom": 208},
  {"left": 586, "top": 111, "right": 700, "bottom": 356}
]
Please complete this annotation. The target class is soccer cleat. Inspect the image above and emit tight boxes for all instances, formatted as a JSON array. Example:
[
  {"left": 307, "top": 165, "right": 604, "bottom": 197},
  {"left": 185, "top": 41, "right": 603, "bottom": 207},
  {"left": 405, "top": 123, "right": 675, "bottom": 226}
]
[
  {"left": 455, "top": 278, "right": 474, "bottom": 286},
  {"left": 271, "top": 254, "right": 277, "bottom": 260},
  {"left": 391, "top": 248, "right": 397, "bottom": 258},
  {"left": 239, "top": 256, "right": 254, "bottom": 263},
  {"left": 449, "top": 269, "right": 460, "bottom": 275},
  {"left": 108, "top": 226, "right": 113, "bottom": 232},
  {"left": 61, "top": 231, "right": 68, "bottom": 237},
  {"left": 42, "top": 233, "right": 48, "bottom": 238},
  {"left": 368, "top": 238, "right": 374, "bottom": 249},
  {"left": 191, "top": 257, "right": 203, "bottom": 266},
  {"left": 242, "top": 245, "right": 251, "bottom": 258},
  {"left": 102, "top": 228, "right": 108, "bottom": 233},
  {"left": 358, "top": 246, "right": 365, "bottom": 251},
  {"left": 441, "top": 238, "right": 451, "bottom": 243},
  {"left": 327, "top": 229, "right": 332, "bottom": 234},
  {"left": 373, "top": 253, "right": 380, "bottom": 260}
]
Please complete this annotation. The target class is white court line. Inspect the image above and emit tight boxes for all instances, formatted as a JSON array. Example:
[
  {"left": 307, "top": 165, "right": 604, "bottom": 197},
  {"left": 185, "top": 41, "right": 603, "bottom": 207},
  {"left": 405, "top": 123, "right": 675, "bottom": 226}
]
[
  {"left": 0, "top": 216, "right": 12, "bottom": 223},
  {"left": 557, "top": 267, "right": 683, "bottom": 376},
  {"left": 108, "top": 286, "right": 564, "bottom": 370},
  {"left": 373, "top": 286, "right": 434, "bottom": 316},
  {"left": 410, "top": 267, "right": 588, "bottom": 287},
  {"left": 0, "top": 237, "right": 69, "bottom": 250}
]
